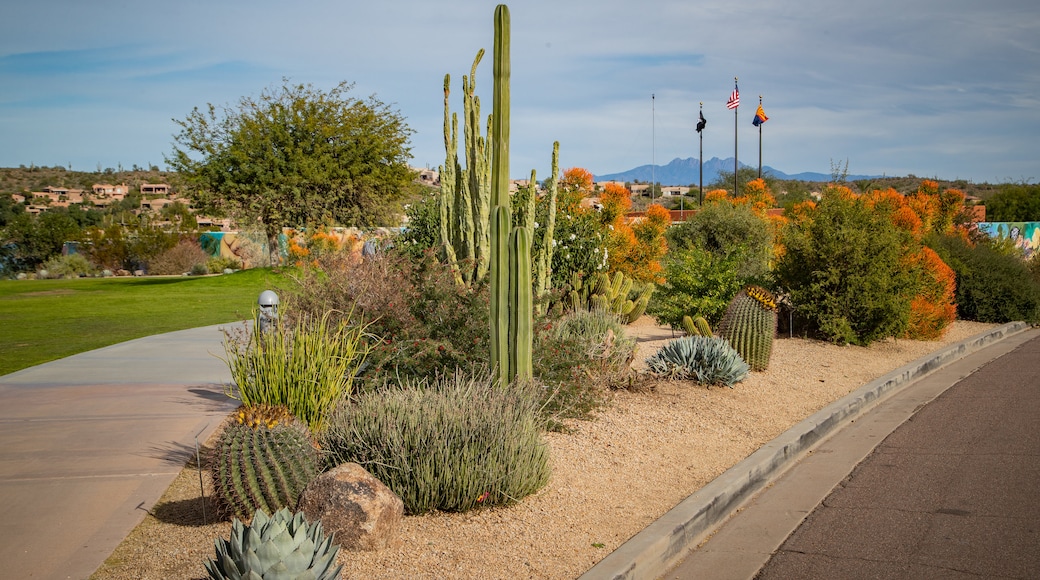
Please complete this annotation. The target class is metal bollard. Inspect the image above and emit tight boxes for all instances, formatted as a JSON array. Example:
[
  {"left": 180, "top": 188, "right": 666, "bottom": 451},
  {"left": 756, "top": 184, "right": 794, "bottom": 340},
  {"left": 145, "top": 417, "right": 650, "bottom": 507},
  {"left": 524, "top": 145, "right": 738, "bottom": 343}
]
[{"left": 258, "top": 290, "right": 279, "bottom": 334}]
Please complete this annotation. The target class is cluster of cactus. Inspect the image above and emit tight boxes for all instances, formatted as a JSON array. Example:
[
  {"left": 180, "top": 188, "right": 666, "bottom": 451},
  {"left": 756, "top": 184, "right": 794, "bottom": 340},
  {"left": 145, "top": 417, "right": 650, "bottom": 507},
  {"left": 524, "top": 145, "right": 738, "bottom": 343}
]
[
  {"left": 439, "top": 11, "right": 558, "bottom": 298},
  {"left": 715, "top": 285, "right": 778, "bottom": 372},
  {"left": 204, "top": 507, "right": 342, "bottom": 580},
  {"left": 211, "top": 406, "right": 320, "bottom": 520},
  {"left": 565, "top": 271, "right": 653, "bottom": 324},
  {"left": 644, "top": 335, "right": 750, "bottom": 387},
  {"left": 681, "top": 314, "right": 714, "bottom": 337}
]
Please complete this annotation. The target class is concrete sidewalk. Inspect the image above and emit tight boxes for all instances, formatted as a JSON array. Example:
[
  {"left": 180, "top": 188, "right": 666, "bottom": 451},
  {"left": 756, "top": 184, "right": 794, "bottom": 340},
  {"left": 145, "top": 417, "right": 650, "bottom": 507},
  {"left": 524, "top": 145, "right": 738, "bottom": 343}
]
[{"left": 0, "top": 323, "right": 241, "bottom": 580}]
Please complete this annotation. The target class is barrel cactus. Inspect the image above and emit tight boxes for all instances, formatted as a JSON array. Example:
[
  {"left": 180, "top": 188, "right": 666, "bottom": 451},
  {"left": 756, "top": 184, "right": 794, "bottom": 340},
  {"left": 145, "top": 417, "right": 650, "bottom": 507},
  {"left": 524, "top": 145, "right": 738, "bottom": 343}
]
[
  {"left": 204, "top": 507, "right": 342, "bottom": 580},
  {"left": 211, "top": 406, "right": 320, "bottom": 520},
  {"left": 645, "top": 335, "right": 749, "bottom": 387},
  {"left": 715, "top": 285, "right": 778, "bottom": 372}
]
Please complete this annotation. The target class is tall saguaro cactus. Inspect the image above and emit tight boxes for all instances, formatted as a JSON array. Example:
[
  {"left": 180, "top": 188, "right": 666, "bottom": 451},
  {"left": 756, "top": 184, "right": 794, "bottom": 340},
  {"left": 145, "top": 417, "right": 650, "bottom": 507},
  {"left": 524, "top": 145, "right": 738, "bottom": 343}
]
[{"left": 488, "top": 4, "right": 531, "bottom": 386}]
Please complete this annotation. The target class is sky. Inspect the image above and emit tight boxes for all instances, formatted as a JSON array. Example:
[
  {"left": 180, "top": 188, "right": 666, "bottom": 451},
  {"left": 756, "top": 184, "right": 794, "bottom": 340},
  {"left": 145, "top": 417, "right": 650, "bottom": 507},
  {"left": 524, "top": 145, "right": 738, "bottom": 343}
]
[{"left": 1, "top": 0, "right": 1039, "bottom": 184}]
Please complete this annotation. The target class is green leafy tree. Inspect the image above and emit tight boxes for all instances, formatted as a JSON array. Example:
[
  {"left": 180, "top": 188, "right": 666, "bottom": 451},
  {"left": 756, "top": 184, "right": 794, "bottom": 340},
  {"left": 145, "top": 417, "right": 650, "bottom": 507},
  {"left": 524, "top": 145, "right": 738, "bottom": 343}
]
[
  {"left": 710, "top": 167, "right": 779, "bottom": 196},
  {"left": 984, "top": 183, "right": 1040, "bottom": 222},
  {"left": 1, "top": 210, "right": 81, "bottom": 271},
  {"left": 168, "top": 81, "right": 416, "bottom": 262}
]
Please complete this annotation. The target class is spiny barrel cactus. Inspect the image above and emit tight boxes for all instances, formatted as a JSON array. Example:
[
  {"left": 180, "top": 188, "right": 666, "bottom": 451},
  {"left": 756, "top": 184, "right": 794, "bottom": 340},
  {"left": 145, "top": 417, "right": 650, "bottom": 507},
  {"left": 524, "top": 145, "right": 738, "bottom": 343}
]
[
  {"left": 645, "top": 335, "right": 749, "bottom": 387},
  {"left": 204, "top": 508, "right": 342, "bottom": 580},
  {"left": 211, "top": 408, "right": 319, "bottom": 520},
  {"left": 715, "top": 285, "right": 778, "bottom": 372}
]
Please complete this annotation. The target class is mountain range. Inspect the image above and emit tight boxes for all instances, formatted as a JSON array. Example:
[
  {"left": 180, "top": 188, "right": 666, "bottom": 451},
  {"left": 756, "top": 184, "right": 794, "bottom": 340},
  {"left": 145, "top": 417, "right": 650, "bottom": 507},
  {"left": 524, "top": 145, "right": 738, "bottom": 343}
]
[{"left": 593, "top": 157, "right": 881, "bottom": 186}]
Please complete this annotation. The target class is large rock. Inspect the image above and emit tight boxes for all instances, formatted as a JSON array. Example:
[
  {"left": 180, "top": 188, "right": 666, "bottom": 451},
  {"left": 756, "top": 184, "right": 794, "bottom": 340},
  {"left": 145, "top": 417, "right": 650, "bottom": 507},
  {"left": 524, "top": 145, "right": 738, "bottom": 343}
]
[{"left": 297, "top": 462, "right": 404, "bottom": 551}]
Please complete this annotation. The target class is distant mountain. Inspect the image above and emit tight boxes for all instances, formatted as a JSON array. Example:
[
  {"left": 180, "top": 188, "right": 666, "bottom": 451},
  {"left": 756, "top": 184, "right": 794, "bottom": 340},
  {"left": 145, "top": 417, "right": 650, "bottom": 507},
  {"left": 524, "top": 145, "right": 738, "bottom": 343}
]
[{"left": 593, "top": 157, "right": 880, "bottom": 186}]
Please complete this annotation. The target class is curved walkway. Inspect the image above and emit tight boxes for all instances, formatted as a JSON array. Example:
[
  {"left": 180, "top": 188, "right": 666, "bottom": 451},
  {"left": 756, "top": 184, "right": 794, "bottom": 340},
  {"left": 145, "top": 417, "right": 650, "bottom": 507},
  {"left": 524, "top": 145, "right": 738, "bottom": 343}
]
[{"left": 0, "top": 323, "right": 240, "bottom": 580}]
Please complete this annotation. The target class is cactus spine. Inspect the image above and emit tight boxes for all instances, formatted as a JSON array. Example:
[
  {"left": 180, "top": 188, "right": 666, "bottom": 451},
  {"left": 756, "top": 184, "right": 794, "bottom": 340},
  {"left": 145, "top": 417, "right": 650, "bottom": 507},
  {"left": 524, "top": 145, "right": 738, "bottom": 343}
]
[
  {"left": 715, "top": 285, "right": 778, "bottom": 372},
  {"left": 211, "top": 409, "right": 319, "bottom": 520},
  {"left": 488, "top": 4, "right": 531, "bottom": 386}
]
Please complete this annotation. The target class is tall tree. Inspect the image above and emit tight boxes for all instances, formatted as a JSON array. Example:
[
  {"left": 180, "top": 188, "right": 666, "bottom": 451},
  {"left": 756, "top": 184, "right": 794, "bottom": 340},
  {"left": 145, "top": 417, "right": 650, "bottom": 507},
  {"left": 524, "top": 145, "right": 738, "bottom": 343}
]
[{"left": 168, "top": 81, "right": 415, "bottom": 261}]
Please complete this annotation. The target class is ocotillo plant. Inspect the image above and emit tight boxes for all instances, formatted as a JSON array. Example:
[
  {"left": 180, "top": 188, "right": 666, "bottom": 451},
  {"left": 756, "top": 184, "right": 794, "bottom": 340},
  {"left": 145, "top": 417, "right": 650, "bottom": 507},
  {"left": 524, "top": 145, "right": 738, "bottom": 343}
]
[{"left": 715, "top": 285, "right": 778, "bottom": 372}]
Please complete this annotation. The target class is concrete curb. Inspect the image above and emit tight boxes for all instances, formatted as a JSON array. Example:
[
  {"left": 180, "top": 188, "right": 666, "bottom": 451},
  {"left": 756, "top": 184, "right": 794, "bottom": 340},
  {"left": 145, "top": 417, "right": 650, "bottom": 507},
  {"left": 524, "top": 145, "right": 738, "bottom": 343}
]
[{"left": 578, "top": 321, "right": 1031, "bottom": 580}]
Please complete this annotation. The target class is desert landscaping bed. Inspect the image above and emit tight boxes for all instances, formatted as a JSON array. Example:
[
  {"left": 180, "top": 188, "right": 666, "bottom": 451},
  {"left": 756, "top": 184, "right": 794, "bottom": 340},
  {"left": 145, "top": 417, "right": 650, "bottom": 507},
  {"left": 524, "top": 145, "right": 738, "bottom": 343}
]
[{"left": 91, "top": 319, "right": 998, "bottom": 580}]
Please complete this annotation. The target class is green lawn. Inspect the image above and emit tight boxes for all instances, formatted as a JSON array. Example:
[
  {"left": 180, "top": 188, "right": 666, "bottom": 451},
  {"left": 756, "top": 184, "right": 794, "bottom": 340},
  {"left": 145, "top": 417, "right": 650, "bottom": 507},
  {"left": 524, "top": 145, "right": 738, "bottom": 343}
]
[{"left": 0, "top": 269, "right": 287, "bottom": 376}]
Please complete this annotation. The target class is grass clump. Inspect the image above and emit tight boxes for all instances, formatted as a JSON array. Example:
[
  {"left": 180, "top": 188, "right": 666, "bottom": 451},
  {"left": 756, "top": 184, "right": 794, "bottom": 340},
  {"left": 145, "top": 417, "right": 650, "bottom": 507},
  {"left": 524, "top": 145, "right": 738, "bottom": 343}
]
[
  {"left": 222, "top": 309, "right": 370, "bottom": 433},
  {"left": 322, "top": 370, "right": 551, "bottom": 514}
]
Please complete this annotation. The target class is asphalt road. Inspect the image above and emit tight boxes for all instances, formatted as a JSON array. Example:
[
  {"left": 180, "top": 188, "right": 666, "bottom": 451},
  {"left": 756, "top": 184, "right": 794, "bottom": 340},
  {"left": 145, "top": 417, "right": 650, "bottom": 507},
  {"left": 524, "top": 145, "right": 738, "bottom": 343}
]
[{"left": 754, "top": 332, "right": 1040, "bottom": 579}]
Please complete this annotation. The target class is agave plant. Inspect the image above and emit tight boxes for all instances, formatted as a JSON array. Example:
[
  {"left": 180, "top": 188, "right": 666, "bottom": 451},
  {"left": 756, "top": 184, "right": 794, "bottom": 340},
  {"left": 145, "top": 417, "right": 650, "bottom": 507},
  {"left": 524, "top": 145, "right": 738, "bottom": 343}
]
[
  {"left": 204, "top": 508, "right": 342, "bottom": 580},
  {"left": 644, "top": 335, "right": 750, "bottom": 387}
]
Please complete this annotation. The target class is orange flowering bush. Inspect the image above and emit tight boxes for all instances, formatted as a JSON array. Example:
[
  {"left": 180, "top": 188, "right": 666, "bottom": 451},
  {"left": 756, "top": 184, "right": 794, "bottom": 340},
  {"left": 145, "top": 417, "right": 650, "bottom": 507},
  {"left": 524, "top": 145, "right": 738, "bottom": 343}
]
[{"left": 905, "top": 246, "right": 957, "bottom": 340}]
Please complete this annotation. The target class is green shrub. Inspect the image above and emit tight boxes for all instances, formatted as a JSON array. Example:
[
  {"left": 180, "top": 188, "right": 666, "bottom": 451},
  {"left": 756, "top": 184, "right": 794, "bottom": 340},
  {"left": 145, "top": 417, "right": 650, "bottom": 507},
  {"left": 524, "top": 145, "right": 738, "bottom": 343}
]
[
  {"left": 644, "top": 335, "right": 750, "bottom": 386},
  {"left": 221, "top": 309, "right": 370, "bottom": 433},
  {"left": 148, "top": 238, "right": 210, "bottom": 275},
  {"left": 283, "top": 250, "right": 489, "bottom": 386},
  {"left": 774, "top": 190, "right": 916, "bottom": 345},
  {"left": 207, "top": 255, "right": 243, "bottom": 273},
  {"left": 321, "top": 370, "right": 551, "bottom": 515},
  {"left": 533, "top": 310, "right": 637, "bottom": 428},
  {"left": 40, "top": 253, "right": 95, "bottom": 278},
  {"left": 927, "top": 233, "right": 1040, "bottom": 323},
  {"left": 648, "top": 246, "right": 748, "bottom": 329},
  {"left": 667, "top": 201, "right": 774, "bottom": 282}
]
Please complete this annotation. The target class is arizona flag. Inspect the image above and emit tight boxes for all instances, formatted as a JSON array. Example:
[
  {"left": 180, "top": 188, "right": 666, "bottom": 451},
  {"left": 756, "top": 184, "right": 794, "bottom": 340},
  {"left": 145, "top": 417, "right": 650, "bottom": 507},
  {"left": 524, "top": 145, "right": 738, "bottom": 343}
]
[{"left": 753, "top": 104, "right": 768, "bottom": 126}]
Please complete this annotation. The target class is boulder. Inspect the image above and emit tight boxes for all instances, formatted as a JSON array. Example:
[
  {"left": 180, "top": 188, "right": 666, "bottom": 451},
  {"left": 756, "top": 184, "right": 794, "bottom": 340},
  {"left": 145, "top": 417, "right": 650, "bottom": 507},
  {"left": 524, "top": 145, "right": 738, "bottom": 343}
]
[{"left": 297, "top": 462, "right": 404, "bottom": 551}]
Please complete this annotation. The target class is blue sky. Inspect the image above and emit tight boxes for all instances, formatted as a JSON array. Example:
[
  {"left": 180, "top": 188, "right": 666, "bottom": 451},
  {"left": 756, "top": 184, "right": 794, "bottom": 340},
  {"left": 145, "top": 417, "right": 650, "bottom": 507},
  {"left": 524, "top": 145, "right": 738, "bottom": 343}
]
[{"left": 1, "top": 0, "right": 1038, "bottom": 184}]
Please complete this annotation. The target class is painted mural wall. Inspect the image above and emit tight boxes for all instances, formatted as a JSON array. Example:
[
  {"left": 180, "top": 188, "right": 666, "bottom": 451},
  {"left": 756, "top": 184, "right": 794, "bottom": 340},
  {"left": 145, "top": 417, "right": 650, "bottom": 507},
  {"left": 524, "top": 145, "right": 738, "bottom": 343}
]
[{"left": 977, "top": 222, "right": 1040, "bottom": 258}]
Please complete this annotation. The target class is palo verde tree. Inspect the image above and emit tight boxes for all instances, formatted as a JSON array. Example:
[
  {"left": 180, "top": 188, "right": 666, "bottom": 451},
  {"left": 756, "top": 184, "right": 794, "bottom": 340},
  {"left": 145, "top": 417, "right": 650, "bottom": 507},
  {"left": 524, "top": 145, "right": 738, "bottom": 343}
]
[{"left": 168, "top": 81, "right": 415, "bottom": 262}]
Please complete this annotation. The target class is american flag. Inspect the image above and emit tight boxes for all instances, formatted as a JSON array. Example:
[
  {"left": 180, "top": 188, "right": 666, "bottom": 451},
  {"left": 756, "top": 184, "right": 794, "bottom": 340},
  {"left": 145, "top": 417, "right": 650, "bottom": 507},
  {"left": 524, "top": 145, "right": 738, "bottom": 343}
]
[{"left": 727, "top": 84, "right": 740, "bottom": 109}]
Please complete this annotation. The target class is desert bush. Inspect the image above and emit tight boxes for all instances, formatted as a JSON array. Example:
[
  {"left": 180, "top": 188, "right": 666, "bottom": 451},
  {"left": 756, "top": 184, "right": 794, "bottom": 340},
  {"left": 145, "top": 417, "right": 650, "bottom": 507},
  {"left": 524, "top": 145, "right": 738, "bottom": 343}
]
[
  {"left": 221, "top": 309, "right": 370, "bottom": 433},
  {"left": 283, "top": 250, "right": 489, "bottom": 385},
  {"left": 40, "top": 253, "right": 95, "bottom": 278},
  {"left": 148, "top": 238, "right": 210, "bottom": 275},
  {"left": 904, "top": 246, "right": 957, "bottom": 340},
  {"left": 667, "top": 200, "right": 774, "bottom": 282},
  {"left": 533, "top": 310, "right": 637, "bottom": 427},
  {"left": 927, "top": 233, "right": 1040, "bottom": 323},
  {"left": 322, "top": 370, "right": 551, "bottom": 514},
  {"left": 648, "top": 246, "right": 748, "bottom": 329},
  {"left": 774, "top": 188, "right": 917, "bottom": 345},
  {"left": 644, "top": 335, "right": 750, "bottom": 386},
  {"left": 207, "top": 255, "right": 242, "bottom": 273}
]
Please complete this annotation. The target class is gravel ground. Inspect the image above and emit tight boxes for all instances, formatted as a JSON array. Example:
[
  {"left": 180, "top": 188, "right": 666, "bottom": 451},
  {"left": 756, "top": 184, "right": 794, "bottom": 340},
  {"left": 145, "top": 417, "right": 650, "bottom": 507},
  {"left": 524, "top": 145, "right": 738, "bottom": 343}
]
[{"left": 90, "top": 319, "right": 997, "bottom": 580}]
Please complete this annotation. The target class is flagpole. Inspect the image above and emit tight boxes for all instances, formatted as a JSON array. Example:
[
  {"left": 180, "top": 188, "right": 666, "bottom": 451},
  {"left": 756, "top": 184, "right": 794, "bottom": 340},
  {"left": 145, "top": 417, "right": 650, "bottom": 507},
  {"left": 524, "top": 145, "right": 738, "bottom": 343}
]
[
  {"left": 698, "top": 102, "right": 704, "bottom": 206},
  {"left": 758, "top": 95, "right": 763, "bottom": 179},
  {"left": 651, "top": 93, "right": 655, "bottom": 202},
  {"left": 733, "top": 77, "right": 738, "bottom": 197}
]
